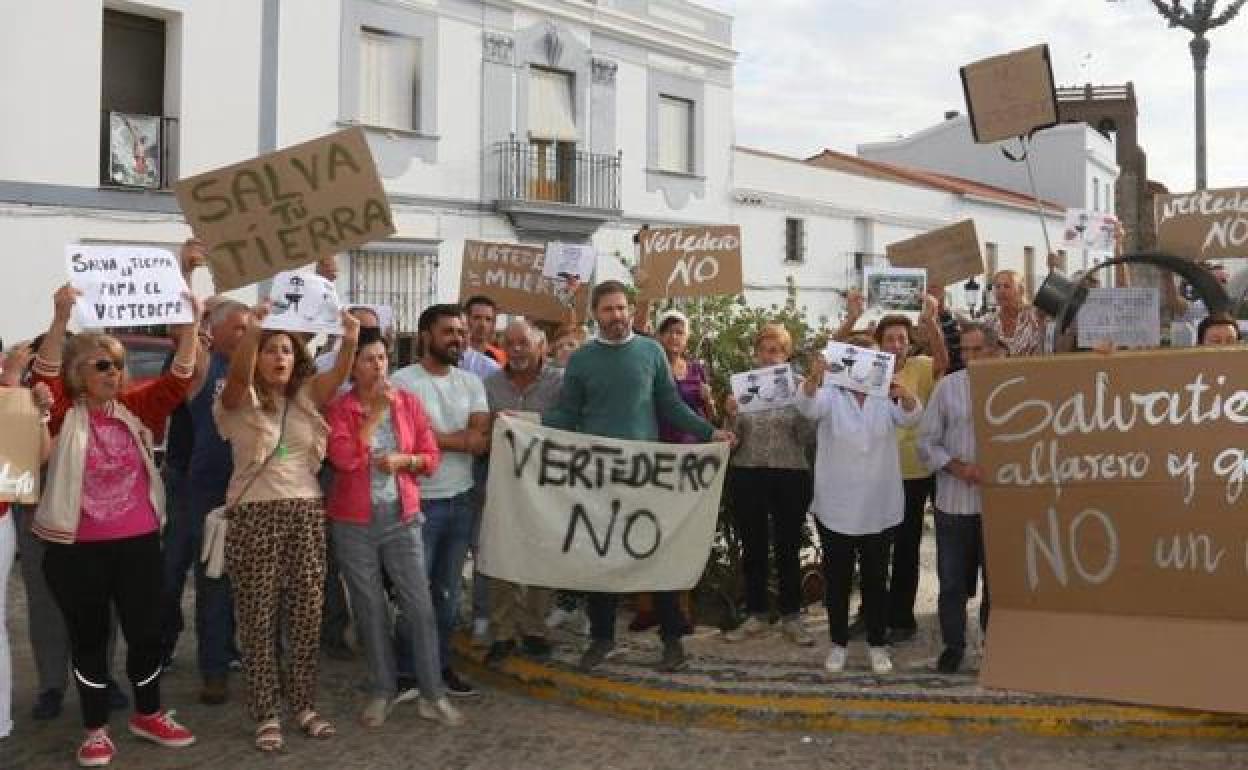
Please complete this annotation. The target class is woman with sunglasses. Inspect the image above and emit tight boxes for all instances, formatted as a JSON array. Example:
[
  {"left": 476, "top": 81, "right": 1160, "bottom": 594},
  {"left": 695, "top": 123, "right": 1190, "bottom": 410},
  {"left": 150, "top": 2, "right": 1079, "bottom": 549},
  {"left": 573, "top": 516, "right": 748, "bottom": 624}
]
[{"left": 31, "top": 283, "right": 202, "bottom": 767}]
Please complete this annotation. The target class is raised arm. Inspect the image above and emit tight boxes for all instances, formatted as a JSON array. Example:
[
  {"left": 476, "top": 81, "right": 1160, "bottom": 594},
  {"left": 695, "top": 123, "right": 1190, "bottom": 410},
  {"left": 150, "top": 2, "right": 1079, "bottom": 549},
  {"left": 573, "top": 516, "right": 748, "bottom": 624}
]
[
  {"left": 834, "top": 289, "right": 864, "bottom": 341},
  {"left": 920, "top": 294, "right": 949, "bottom": 379},
  {"left": 308, "top": 310, "right": 361, "bottom": 409},
  {"left": 34, "top": 284, "right": 81, "bottom": 376},
  {"left": 219, "top": 304, "right": 265, "bottom": 411}
]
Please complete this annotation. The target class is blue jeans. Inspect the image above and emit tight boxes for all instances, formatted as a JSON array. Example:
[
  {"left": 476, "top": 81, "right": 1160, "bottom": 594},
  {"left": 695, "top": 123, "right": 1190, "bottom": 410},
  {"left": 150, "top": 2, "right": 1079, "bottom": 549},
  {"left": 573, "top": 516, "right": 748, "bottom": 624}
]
[
  {"left": 333, "top": 504, "right": 442, "bottom": 700},
  {"left": 160, "top": 473, "right": 237, "bottom": 677},
  {"left": 934, "top": 511, "right": 989, "bottom": 653},
  {"left": 399, "top": 491, "right": 474, "bottom": 672}
]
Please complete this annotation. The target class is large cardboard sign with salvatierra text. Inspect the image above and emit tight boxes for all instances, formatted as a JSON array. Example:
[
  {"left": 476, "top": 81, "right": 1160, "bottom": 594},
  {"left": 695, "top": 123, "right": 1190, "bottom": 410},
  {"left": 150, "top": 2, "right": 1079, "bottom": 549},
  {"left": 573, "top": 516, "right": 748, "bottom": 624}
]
[
  {"left": 960, "top": 44, "right": 1059, "bottom": 144},
  {"left": 175, "top": 127, "right": 395, "bottom": 292},
  {"left": 1155, "top": 186, "right": 1248, "bottom": 260},
  {"left": 0, "top": 389, "right": 43, "bottom": 504},
  {"left": 478, "top": 416, "right": 730, "bottom": 592},
  {"left": 459, "top": 240, "right": 587, "bottom": 322},
  {"left": 637, "top": 226, "right": 743, "bottom": 301},
  {"left": 971, "top": 348, "right": 1248, "bottom": 713},
  {"left": 885, "top": 220, "right": 983, "bottom": 288}
]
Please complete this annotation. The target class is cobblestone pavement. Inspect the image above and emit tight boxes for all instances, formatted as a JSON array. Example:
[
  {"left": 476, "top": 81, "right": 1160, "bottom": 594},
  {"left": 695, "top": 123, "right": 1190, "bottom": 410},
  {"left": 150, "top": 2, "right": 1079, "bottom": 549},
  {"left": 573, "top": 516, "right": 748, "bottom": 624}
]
[{"left": 8, "top": 528, "right": 1248, "bottom": 768}]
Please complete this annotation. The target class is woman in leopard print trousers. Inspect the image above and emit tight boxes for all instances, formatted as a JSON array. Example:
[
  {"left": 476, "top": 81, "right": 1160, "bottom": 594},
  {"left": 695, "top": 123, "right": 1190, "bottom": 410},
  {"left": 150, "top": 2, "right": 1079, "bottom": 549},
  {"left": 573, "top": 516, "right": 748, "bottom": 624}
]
[{"left": 214, "top": 307, "right": 360, "bottom": 752}]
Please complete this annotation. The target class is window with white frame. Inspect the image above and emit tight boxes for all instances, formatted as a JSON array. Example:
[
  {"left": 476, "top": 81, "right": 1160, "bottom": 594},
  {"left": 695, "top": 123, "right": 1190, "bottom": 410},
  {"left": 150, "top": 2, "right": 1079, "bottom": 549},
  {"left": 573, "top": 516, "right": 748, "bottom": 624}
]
[
  {"left": 657, "top": 95, "right": 694, "bottom": 174},
  {"left": 784, "top": 218, "right": 806, "bottom": 263},
  {"left": 358, "top": 27, "right": 421, "bottom": 131}
]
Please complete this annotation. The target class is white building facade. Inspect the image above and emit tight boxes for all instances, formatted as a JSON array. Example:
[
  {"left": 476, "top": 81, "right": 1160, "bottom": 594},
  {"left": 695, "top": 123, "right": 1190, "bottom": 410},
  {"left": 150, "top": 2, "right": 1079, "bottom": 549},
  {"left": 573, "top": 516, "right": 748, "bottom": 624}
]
[{"left": 0, "top": 0, "right": 736, "bottom": 343}]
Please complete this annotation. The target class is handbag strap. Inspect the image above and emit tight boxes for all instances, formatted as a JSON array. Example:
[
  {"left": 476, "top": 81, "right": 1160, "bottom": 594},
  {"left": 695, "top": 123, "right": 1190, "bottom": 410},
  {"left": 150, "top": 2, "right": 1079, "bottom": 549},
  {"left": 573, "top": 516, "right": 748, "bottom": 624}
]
[{"left": 226, "top": 398, "right": 291, "bottom": 513}]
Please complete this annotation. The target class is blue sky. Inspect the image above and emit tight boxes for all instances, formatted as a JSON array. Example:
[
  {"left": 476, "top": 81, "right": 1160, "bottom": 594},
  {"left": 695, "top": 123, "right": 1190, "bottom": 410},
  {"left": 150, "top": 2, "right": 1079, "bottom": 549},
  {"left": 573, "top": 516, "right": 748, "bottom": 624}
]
[{"left": 700, "top": 0, "right": 1248, "bottom": 192}]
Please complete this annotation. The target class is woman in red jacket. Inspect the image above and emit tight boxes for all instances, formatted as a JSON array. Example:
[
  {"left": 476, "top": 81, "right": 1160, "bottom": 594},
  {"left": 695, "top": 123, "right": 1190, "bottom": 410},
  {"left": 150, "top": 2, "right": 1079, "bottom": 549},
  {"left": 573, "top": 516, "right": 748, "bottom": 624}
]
[
  {"left": 32, "top": 284, "right": 200, "bottom": 768},
  {"left": 325, "top": 333, "right": 462, "bottom": 728}
]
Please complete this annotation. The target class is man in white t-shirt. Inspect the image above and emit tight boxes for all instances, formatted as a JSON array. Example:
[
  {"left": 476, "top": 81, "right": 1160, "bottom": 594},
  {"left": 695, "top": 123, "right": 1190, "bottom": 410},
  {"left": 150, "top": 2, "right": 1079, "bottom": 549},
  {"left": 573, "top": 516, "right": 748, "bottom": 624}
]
[{"left": 392, "top": 304, "right": 490, "bottom": 698}]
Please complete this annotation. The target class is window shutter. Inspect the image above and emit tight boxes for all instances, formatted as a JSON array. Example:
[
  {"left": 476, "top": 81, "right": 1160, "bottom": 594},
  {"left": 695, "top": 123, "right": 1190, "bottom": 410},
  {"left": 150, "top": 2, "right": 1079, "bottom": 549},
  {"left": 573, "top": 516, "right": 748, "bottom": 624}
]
[
  {"left": 657, "top": 95, "right": 692, "bottom": 173},
  {"left": 358, "top": 28, "right": 419, "bottom": 131},
  {"left": 529, "top": 67, "right": 577, "bottom": 141}
]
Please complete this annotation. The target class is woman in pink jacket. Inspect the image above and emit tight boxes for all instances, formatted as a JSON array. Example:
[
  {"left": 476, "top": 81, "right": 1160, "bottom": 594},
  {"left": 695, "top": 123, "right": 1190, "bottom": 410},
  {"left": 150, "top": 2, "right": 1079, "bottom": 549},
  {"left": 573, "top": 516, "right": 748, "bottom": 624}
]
[{"left": 324, "top": 334, "right": 462, "bottom": 729}]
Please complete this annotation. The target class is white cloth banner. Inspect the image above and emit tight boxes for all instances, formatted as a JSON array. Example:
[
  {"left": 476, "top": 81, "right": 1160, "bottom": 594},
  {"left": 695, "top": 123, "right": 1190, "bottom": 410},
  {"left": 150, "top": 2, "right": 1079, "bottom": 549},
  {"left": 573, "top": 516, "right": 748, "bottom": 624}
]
[{"left": 478, "top": 415, "right": 730, "bottom": 592}]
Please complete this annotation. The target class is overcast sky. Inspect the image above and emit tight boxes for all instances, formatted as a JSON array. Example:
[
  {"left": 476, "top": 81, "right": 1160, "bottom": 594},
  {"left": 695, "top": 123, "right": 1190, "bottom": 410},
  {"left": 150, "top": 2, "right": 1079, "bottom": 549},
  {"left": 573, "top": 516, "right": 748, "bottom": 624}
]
[{"left": 700, "top": 0, "right": 1248, "bottom": 192}]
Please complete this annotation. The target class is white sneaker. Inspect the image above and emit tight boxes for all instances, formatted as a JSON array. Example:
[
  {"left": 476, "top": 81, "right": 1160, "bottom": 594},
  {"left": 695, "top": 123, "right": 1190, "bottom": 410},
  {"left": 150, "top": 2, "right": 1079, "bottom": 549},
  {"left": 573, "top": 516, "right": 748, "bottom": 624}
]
[
  {"left": 723, "top": 615, "right": 767, "bottom": 642},
  {"left": 869, "top": 646, "right": 893, "bottom": 674},
  {"left": 823, "top": 644, "right": 847, "bottom": 673},
  {"left": 418, "top": 697, "right": 465, "bottom": 727},
  {"left": 780, "top": 617, "right": 815, "bottom": 647}
]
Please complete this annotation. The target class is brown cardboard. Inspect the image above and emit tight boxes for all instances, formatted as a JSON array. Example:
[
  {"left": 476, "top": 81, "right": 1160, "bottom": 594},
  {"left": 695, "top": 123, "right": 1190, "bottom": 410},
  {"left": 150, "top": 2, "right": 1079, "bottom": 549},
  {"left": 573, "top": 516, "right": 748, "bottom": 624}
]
[
  {"left": 459, "top": 240, "right": 588, "bottom": 322},
  {"left": 960, "top": 44, "right": 1059, "bottom": 143},
  {"left": 970, "top": 347, "right": 1248, "bottom": 712},
  {"left": 175, "top": 127, "right": 395, "bottom": 292},
  {"left": 0, "top": 389, "right": 43, "bottom": 504},
  {"left": 637, "top": 225, "right": 743, "bottom": 301},
  {"left": 885, "top": 220, "right": 984, "bottom": 287},
  {"left": 1155, "top": 186, "right": 1248, "bottom": 260}
]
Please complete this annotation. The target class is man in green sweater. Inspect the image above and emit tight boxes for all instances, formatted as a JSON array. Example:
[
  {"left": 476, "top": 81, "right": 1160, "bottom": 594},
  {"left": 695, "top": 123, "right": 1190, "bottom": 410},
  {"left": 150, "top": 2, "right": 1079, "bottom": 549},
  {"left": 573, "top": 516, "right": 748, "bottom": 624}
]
[{"left": 544, "top": 280, "right": 734, "bottom": 672}]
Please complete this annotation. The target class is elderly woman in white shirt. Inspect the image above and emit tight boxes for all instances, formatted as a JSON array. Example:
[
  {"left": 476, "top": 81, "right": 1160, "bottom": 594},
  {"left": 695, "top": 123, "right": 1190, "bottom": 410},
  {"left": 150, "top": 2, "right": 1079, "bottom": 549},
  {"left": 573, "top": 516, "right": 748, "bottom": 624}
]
[{"left": 796, "top": 336, "right": 921, "bottom": 676}]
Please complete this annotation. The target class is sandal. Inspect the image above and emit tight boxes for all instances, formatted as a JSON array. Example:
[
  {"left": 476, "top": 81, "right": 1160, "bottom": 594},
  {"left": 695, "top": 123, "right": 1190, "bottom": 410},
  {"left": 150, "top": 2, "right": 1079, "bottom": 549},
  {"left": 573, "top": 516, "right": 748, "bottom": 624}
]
[
  {"left": 255, "top": 720, "right": 283, "bottom": 752},
  {"left": 296, "top": 710, "right": 337, "bottom": 739}
]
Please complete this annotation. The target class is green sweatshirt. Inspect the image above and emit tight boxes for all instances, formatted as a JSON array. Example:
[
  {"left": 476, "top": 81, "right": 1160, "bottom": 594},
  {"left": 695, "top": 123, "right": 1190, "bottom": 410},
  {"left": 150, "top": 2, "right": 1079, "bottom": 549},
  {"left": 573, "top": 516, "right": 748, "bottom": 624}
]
[{"left": 543, "top": 335, "right": 714, "bottom": 442}]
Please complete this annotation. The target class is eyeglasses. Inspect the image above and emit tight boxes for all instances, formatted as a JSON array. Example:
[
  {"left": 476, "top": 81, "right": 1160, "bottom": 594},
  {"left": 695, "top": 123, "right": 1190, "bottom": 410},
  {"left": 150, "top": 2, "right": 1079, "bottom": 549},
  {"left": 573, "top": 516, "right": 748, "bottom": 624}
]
[{"left": 91, "top": 359, "right": 124, "bottom": 373}]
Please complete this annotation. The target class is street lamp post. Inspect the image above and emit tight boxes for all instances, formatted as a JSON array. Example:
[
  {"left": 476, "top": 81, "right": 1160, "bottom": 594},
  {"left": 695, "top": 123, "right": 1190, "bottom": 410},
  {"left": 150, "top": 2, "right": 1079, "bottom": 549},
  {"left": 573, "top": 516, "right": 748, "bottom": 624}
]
[{"left": 1143, "top": 0, "right": 1248, "bottom": 190}]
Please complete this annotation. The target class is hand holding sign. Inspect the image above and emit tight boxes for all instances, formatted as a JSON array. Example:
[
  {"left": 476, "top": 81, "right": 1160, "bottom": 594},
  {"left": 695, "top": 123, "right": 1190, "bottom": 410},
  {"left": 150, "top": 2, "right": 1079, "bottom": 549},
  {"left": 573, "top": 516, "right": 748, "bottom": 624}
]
[{"left": 53, "top": 283, "right": 84, "bottom": 326}]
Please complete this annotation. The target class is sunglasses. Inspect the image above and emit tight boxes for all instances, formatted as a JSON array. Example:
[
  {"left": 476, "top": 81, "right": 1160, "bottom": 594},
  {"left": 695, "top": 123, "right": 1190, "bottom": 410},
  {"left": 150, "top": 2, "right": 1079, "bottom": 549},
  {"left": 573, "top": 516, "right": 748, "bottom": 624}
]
[{"left": 91, "top": 359, "right": 125, "bottom": 373}]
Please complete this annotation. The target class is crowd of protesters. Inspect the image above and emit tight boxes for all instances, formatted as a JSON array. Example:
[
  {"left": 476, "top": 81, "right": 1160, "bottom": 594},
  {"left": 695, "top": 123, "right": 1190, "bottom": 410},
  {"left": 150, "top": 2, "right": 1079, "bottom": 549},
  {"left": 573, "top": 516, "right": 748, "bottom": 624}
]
[{"left": 0, "top": 233, "right": 1240, "bottom": 766}]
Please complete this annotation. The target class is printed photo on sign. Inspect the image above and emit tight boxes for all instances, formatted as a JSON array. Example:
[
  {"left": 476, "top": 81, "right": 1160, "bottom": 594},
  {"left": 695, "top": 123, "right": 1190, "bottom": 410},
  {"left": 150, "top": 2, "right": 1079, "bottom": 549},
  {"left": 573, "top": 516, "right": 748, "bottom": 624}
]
[
  {"left": 820, "top": 341, "right": 895, "bottom": 399},
  {"left": 542, "top": 242, "right": 597, "bottom": 282},
  {"left": 1062, "top": 209, "right": 1118, "bottom": 253},
  {"left": 730, "top": 364, "right": 798, "bottom": 414},
  {"left": 1076, "top": 287, "right": 1161, "bottom": 350},
  {"left": 66, "top": 244, "right": 193, "bottom": 329},
  {"left": 263, "top": 270, "right": 343, "bottom": 335},
  {"left": 863, "top": 267, "right": 926, "bottom": 324}
]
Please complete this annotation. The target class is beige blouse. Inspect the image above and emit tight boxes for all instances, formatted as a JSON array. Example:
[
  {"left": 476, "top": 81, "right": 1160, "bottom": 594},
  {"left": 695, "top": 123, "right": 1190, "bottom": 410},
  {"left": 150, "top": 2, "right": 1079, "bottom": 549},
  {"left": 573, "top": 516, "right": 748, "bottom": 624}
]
[
  {"left": 213, "top": 383, "right": 328, "bottom": 505},
  {"left": 725, "top": 404, "right": 815, "bottom": 471}
]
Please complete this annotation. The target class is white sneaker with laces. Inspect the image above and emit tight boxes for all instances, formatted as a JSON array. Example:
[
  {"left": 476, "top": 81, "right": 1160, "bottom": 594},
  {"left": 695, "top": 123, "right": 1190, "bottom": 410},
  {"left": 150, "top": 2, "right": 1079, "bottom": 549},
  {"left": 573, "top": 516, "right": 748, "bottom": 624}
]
[
  {"left": 823, "top": 644, "right": 848, "bottom": 673},
  {"left": 869, "top": 646, "right": 893, "bottom": 674},
  {"left": 723, "top": 615, "right": 767, "bottom": 642},
  {"left": 418, "top": 697, "right": 465, "bottom": 727}
]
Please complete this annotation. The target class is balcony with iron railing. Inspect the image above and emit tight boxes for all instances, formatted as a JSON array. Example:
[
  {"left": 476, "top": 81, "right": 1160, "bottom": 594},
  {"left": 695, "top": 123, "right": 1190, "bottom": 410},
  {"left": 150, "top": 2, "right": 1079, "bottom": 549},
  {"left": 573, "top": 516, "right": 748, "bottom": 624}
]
[{"left": 492, "top": 138, "right": 622, "bottom": 241}]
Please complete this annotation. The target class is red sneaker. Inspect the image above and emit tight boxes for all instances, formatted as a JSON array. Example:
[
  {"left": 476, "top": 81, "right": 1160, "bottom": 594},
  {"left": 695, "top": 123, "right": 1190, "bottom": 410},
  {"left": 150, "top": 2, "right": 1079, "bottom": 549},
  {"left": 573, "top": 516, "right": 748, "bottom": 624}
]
[
  {"left": 128, "top": 710, "right": 196, "bottom": 748},
  {"left": 76, "top": 729, "right": 115, "bottom": 767}
]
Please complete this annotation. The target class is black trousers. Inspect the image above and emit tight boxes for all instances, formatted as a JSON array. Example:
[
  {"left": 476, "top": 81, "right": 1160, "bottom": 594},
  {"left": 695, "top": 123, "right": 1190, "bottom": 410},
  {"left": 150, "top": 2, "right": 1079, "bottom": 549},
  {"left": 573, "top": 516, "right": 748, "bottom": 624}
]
[
  {"left": 935, "top": 511, "right": 990, "bottom": 653},
  {"left": 588, "top": 591, "right": 684, "bottom": 644},
  {"left": 730, "top": 467, "right": 812, "bottom": 618},
  {"left": 44, "top": 532, "right": 164, "bottom": 729},
  {"left": 887, "top": 476, "right": 934, "bottom": 631},
  {"left": 818, "top": 522, "right": 889, "bottom": 647}
]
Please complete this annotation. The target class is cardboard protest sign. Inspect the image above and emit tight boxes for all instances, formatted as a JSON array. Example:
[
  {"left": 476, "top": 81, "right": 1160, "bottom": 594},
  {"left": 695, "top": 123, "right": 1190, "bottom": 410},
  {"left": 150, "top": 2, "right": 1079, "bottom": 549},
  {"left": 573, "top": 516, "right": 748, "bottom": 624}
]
[
  {"left": 1075, "top": 287, "right": 1160, "bottom": 350},
  {"left": 885, "top": 220, "right": 983, "bottom": 288},
  {"left": 263, "top": 271, "right": 343, "bottom": 335},
  {"left": 970, "top": 348, "right": 1248, "bottom": 713},
  {"left": 820, "top": 341, "right": 895, "bottom": 399},
  {"left": 1062, "top": 209, "right": 1119, "bottom": 253},
  {"left": 459, "top": 240, "right": 587, "bottom": 322},
  {"left": 863, "top": 267, "right": 926, "bottom": 326},
  {"left": 66, "top": 244, "right": 192, "bottom": 328},
  {"left": 960, "top": 44, "right": 1059, "bottom": 143},
  {"left": 0, "top": 389, "right": 43, "bottom": 504},
  {"left": 730, "top": 364, "right": 798, "bottom": 414},
  {"left": 542, "top": 242, "right": 597, "bottom": 282},
  {"left": 479, "top": 415, "right": 730, "bottom": 592},
  {"left": 1155, "top": 186, "right": 1248, "bottom": 260},
  {"left": 637, "top": 226, "right": 743, "bottom": 301},
  {"left": 175, "top": 127, "right": 395, "bottom": 292}
]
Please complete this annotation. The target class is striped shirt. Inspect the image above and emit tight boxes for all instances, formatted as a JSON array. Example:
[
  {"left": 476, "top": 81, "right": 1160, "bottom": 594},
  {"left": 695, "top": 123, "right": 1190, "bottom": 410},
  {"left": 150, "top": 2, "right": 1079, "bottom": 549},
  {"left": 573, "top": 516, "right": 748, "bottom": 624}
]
[
  {"left": 916, "top": 369, "right": 980, "bottom": 515},
  {"left": 983, "top": 306, "right": 1046, "bottom": 357}
]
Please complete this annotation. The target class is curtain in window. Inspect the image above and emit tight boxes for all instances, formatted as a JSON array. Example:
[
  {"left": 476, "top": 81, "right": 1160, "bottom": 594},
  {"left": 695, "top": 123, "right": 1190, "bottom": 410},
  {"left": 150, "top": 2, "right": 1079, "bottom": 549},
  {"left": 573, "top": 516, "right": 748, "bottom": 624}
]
[
  {"left": 528, "top": 67, "right": 577, "bottom": 141},
  {"left": 359, "top": 28, "right": 420, "bottom": 130},
  {"left": 658, "top": 95, "right": 693, "bottom": 173}
]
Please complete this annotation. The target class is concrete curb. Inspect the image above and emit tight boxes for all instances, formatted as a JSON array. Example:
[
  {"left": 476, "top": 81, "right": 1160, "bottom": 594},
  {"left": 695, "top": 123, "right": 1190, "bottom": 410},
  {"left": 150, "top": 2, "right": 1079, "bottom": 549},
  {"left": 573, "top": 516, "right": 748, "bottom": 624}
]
[{"left": 459, "top": 649, "right": 1248, "bottom": 739}]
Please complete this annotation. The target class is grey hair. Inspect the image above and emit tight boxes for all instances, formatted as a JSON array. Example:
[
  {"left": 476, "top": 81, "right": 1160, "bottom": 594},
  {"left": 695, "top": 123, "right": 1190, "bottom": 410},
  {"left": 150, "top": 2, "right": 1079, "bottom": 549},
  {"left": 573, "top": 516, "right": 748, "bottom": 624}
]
[
  {"left": 206, "top": 298, "right": 249, "bottom": 328},
  {"left": 958, "top": 320, "right": 1004, "bottom": 352},
  {"left": 504, "top": 318, "right": 546, "bottom": 347}
]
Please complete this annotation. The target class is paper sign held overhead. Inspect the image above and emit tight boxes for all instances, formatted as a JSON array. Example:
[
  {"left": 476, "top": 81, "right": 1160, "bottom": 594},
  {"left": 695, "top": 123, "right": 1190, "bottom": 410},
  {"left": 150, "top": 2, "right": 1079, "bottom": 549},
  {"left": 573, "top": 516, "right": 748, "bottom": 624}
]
[
  {"left": 175, "top": 127, "right": 395, "bottom": 292},
  {"left": 820, "top": 341, "right": 895, "bottom": 400},
  {"left": 1062, "top": 209, "right": 1119, "bottom": 253},
  {"left": 637, "top": 226, "right": 743, "bottom": 301},
  {"left": 542, "top": 242, "right": 597, "bottom": 282},
  {"left": 459, "top": 240, "right": 588, "bottom": 322},
  {"left": 970, "top": 349, "right": 1248, "bottom": 713},
  {"left": 960, "top": 44, "right": 1059, "bottom": 144},
  {"left": 730, "top": 364, "right": 798, "bottom": 414},
  {"left": 863, "top": 267, "right": 927, "bottom": 327},
  {"left": 1155, "top": 186, "right": 1248, "bottom": 260},
  {"left": 66, "top": 244, "right": 193, "bottom": 329},
  {"left": 885, "top": 220, "right": 983, "bottom": 288},
  {"left": 0, "top": 389, "right": 43, "bottom": 504},
  {"left": 1076, "top": 287, "right": 1160, "bottom": 350},
  {"left": 262, "top": 271, "right": 343, "bottom": 335}
]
